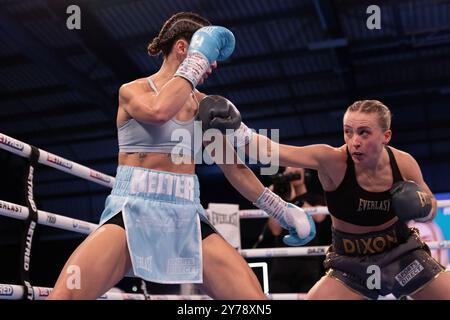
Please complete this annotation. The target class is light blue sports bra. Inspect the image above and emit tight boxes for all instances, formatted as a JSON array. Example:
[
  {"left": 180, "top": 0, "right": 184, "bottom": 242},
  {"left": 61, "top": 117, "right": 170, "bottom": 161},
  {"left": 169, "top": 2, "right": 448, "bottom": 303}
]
[{"left": 118, "top": 78, "right": 199, "bottom": 156}]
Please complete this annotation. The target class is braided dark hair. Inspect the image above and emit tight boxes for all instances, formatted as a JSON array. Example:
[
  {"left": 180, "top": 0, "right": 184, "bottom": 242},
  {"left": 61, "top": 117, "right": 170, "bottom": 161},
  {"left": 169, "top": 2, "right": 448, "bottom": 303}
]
[{"left": 147, "top": 12, "right": 211, "bottom": 57}]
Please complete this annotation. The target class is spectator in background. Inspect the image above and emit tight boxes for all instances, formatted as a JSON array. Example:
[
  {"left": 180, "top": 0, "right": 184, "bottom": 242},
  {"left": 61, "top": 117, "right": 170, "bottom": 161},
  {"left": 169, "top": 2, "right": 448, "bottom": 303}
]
[{"left": 266, "top": 167, "right": 331, "bottom": 293}]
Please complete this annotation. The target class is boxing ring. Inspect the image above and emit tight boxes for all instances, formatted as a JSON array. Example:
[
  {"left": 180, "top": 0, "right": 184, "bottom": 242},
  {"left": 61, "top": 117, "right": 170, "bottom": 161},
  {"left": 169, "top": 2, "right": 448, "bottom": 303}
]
[{"left": 1, "top": 132, "right": 449, "bottom": 300}]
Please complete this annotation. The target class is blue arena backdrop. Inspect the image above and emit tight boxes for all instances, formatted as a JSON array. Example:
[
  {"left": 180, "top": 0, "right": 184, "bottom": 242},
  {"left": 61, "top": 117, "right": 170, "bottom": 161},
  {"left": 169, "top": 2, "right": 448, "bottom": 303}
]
[{"left": 435, "top": 192, "right": 450, "bottom": 259}]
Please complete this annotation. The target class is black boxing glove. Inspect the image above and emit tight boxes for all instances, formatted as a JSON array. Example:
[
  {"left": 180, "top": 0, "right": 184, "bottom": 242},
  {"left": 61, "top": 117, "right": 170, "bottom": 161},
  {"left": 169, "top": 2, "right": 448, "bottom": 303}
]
[
  {"left": 197, "top": 95, "right": 241, "bottom": 133},
  {"left": 390, "top": 180, "right": 433, "bottom": 222}
]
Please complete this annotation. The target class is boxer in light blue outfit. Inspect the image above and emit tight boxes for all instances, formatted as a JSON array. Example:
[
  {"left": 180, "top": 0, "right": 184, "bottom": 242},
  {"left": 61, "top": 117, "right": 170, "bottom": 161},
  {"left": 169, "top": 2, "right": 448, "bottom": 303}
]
[
  {"left": 49, "top": 15, "right": 269, "bottom": 300},
  {"left": 96, "top": 71, "right": 217, "bottom": 283},
  {"left": 94, "top": 23, "right": 237, "bottom": 283},
  {"left": 99, "top": 165, "right": 209, "bottom": 283}
]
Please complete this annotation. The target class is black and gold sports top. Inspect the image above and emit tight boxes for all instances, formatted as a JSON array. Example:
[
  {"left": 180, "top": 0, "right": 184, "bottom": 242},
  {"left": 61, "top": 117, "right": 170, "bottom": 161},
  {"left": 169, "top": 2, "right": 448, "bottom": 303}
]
[{"left": 324, "top": 146, "right": 403, "bottom": 226}]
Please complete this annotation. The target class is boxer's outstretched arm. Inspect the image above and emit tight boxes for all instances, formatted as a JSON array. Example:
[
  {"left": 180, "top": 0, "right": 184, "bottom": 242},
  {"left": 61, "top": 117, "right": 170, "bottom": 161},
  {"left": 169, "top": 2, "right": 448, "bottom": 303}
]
[
  {"left": 197, "top": 95, "right": 339, "bottom": 172},
  {"left": 206, "top": 138, "right": 316, "bottom": 246}
]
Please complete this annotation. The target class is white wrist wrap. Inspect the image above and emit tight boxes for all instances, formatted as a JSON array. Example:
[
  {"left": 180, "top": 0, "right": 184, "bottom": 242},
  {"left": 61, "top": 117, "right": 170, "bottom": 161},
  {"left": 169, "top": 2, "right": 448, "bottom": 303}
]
[
  {"left": 253, "top": 188, "right": 287, "bottom": 221},
  {"left": 174, "top": 52, "right": 210, "bottom": 88}
]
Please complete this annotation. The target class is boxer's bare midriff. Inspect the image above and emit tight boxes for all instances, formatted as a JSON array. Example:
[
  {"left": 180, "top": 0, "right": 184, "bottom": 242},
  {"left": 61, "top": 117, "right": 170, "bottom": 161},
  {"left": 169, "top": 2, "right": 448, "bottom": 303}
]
[{"left": 119, "top": 152, "right": 196, "bottom": 174}]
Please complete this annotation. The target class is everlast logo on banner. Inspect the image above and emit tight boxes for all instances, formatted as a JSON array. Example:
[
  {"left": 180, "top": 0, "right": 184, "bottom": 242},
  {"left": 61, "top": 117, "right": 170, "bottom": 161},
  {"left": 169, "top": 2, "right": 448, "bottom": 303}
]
[
  {"left": 211, "top": 211, "right": 238, "bottom": 226},
  {"left": 47, "top": 154, "right": 73, "bottom": 169},
  {"left": 342, "top": 230, "right": 398, "bottom": 255},
  {"left": 27, "top": 167, "right": 37, "bottom": 213},
  {"left": 24, "top": 221, "right": 36, "bottom": 271},
  {"left": 0, "top": 135, "right": 24, "bottom": 151}
]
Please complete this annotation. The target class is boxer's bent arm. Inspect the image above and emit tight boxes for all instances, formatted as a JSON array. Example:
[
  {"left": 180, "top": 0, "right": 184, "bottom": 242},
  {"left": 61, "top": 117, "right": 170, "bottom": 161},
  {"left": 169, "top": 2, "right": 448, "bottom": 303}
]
[
  {"left": 208, "top": 137, "right": 264, "bottom": 203},
  {"left": 119, "top": 77, "right": 194, "bottom": 124},
  {"left": 398, "top": 150, "right": 437, "bottom": 219},
  {"left": 213, "top": 138, "right": 316, "bottom": 244},
  {"left": 217, "top": 162, "right": 265, "bottom": 203}
]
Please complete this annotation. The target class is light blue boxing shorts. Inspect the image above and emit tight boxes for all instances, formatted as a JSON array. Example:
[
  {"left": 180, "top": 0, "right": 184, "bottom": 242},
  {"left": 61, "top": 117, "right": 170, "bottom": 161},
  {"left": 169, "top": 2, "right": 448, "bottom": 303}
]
[{"left": 98, "top": 165, "right": 208, "bottom": 284}]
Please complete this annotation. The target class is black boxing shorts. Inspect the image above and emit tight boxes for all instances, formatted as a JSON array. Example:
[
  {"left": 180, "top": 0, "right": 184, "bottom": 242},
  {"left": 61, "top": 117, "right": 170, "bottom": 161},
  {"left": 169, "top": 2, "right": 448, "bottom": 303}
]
[{"left": 324, "top": 220, "right": 446, "bottom": 299}]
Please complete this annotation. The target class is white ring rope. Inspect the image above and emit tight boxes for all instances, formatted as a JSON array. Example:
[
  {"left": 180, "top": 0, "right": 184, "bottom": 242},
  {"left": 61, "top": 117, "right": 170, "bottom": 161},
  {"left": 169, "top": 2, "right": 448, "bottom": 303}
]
[
  {"left": 240, "top": 207, "right": 330, "bottom": 217},
  {"left": 0, "top": 283, "right": 308, "bottom": 300},
  {"left": 0, "top": 284, "right": 404, "bottom": 300},
  {"left": 239, "top": 241, "right": 450, "bottom": 258},
  {"left": 0, "top": 199, "right": 97, "bottom": 234},
  {"left": 0, "top": 284, "right": 145, "bottom": 300},
  {"left": 2, "top": 199, "right": 450, "bottom": 258},
  {"left": 0, "top": 133, "right": 114, "bottom": 187},
  {"left": 239, "top": 201, "right": 450, "bottom": 218}
]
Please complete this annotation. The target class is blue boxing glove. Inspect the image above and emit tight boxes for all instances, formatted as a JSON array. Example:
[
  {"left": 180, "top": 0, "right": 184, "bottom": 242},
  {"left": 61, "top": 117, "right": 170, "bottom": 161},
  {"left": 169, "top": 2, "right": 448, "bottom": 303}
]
[
  {"left": 175, "top": 26, "right": 235, "bottom": 88},
  {"left": 390, "top": 180, "right": 433, "bottom": 222},
  {"left": 190, "top": 26, "right": 235, "bottom": 64},
  {"left": 254, "top": 188, "right": 316, "bottom": 246}
]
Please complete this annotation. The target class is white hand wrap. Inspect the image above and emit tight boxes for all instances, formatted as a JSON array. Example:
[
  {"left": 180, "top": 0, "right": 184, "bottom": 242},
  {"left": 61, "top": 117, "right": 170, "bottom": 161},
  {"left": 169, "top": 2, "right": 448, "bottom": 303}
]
[
  {"left": 253, "top": 187, "right": 288, "bottom": 221},
  {"left": 254, "top": 188, "right": 312, "bottom": 238},
  {"left": 174, "top": 52, "right": 210, "bottom": 88}
]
